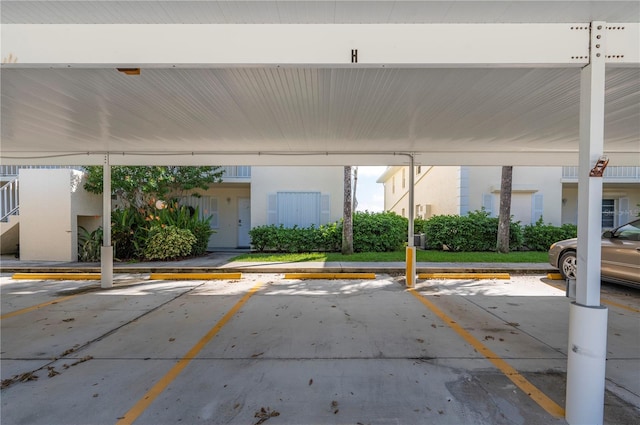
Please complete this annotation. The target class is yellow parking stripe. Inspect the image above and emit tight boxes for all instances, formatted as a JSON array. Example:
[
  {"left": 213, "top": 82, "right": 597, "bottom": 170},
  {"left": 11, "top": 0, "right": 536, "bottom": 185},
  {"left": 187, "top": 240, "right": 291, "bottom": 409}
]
[
  {"left": 284, "top": 273, "right": 376, "bottom": 280},
  {"left": 408, "top": 288, "right": 565, "bottom": 418},
  {"left": 419, "top": 273, "right": 510, "bottom": 280},
  {"left": 602, "top": 299, "right": 640, "bottom": 314},
  {"left": 12, "top": 273, "right": 101, "bottom": 280},
  {"left": 115, "top": 281, "right": 264, "bottom": 425},
  {"left": 149, "top": 273, "right": 242, "bottom": 280},
  {"left": 0, "top": 294, "right": 81, "bottom": 320},
  {"left": 547, "top": 273, "right": 564, "bottom": 280}
]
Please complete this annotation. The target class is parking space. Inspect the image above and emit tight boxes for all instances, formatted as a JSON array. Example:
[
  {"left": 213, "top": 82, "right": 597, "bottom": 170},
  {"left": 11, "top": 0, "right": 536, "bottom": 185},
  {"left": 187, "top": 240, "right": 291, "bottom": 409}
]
[{"left": 1, "top": 274, "right": 638, "bottom": 424}]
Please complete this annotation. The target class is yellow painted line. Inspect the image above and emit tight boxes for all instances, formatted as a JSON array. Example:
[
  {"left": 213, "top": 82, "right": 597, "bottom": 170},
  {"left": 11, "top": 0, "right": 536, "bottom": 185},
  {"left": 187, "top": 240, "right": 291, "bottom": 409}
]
[
  {"left": 547, "top": 273, "right": 564, "bottom": 280},
  {"left": 0, "top": 294, "right": 81, "bottom": 320},
  {"left": 408, "top": 288, "right": 565, "bottom": 418},
  {"left": 418, "top": 273, "right": 511, "bottom": 280},
  {"left": 284, "top": 273, "right": 376, "bottom": 280},
  {"left": 602, "top": 299, "right": 640, "bottom": 314},
  {"left": 543, "top": 281, "right": 638, "bottom": 313},
  {"left": 116, "top": 281, "right": 263, "bottom": 425},
  {"left": 12, "top": 273, "right": 101, "bottom": 280},
  {"left": 149, "top": 273, "right": 242, "bottom": 280}
]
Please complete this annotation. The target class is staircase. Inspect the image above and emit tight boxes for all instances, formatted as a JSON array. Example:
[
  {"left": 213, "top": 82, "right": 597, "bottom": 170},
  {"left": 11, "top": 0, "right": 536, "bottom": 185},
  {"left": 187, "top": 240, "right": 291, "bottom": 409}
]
[{"left": 1, "top": 178, "right": 20, "bottom": 254}]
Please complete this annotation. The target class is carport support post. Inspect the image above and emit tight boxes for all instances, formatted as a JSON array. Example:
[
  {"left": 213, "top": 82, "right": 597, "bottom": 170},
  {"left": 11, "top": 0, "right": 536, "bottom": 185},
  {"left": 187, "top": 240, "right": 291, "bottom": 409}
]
[
  {"left": 100, "top": 158, "right": 113, "bottom": 289},
  {"left": 566, "top": 22, "right": 608, "bottom": 425},
  {"left": 406, "top": 155, "right": 416, "bottom": 287}
]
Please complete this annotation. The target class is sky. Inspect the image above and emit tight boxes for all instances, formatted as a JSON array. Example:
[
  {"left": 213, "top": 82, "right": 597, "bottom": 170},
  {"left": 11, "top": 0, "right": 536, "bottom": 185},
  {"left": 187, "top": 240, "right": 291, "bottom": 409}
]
[{"left": 354, "top": 166, "right": 386, "bottom": 213}]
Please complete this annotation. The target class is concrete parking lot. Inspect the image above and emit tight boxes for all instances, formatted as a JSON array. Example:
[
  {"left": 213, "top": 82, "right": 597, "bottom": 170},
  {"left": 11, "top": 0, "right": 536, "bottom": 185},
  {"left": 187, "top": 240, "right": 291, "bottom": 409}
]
[{"left": 1, "top": 273, "right": 638, "bottom": 424}]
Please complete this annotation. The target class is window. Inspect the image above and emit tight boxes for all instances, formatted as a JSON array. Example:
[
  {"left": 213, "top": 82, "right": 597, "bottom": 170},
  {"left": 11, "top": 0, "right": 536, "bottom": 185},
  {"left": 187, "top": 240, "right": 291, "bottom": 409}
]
[
  {"left": 602, "top": 199, "right": 615, "bottom": 228},
  {"left": 267, "top": 192, "right": 330, "bottom": 227}
]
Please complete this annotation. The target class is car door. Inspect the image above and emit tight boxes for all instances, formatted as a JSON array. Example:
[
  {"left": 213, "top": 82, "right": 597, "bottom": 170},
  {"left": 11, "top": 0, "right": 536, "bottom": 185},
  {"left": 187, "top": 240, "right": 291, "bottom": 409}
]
[{"left": 601, "top": 220, "right": 640, "bottom": 285}]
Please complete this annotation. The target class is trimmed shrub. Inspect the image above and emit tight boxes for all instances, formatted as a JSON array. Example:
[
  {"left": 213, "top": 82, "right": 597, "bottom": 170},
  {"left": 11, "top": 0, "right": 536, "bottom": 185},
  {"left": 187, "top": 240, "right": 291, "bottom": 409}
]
[
  {"left": 352, "top": 211, "right": 407, "bottom": 252},
  {"left": 143, "top": 225, "right": 196, "bottom": 260},
  {"left": 248, "top": 212, "right": 407, "bottom": 253},
  {"left": 523, "top": 218, "right": 578, "bottom": 251},
  {"left": 423, "top": 210, "right": 523, "bottom": 252}
]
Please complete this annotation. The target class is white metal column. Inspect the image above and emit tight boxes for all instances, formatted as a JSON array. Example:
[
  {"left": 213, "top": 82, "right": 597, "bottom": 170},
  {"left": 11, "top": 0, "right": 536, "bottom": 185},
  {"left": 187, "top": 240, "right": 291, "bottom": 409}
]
[
  {"left": 565, "top": 22, "right": 608, "bottom": 425},
  {"left": 406, "top": 155, "right": 416, "bottom": 287},
  {"left": 100, "top": 157, "right": 113, "bottom": 289}
]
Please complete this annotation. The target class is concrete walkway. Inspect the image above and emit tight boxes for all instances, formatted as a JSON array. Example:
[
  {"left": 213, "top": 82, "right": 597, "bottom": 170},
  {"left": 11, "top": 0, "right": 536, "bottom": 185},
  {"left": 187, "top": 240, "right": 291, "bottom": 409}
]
[{"left": 0, "top": 253, "right": 557, "bottom": 275}]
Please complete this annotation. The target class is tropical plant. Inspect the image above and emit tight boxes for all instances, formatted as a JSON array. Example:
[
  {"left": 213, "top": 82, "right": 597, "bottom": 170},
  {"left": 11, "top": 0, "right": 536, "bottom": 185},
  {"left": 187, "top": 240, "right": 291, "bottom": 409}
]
[
  {"left": 83, "top": 166, "right": 224, "bottom": 209},
  {"left": 77, "top": 226, "right": 103, "bottom": 262}
]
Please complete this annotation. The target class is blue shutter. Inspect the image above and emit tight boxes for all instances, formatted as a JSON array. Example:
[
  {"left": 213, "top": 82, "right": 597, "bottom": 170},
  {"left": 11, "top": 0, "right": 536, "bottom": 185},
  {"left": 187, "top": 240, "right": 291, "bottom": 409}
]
[
  {"left": 320, "top": 194, "right": 331, "bottom": 224},
  {"left": 267, "top": 194, "right": 277, "bottom": 225},
  {"left": 618, "top": 198, "right": 630, "bottom": 226},
  {"left": 482, "top": 194, "right": 494, "bottom": 216},
  {"left": 531, "top": 193, "right": 544, "bottom": 224}
]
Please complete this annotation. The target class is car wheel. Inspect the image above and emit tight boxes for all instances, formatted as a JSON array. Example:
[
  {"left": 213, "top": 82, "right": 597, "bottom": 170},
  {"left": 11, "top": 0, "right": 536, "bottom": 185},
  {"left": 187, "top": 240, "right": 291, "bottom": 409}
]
[{"left": 559, "top": 251, "right": 577, "bottom": 280}]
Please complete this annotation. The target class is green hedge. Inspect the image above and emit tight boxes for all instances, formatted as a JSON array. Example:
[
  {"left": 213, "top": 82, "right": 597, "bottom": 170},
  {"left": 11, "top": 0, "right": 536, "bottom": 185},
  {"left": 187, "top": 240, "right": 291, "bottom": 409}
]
[
  {"left": 249, "top": 210, "right": 576, "bottom": 254},
  {"left": 249, "top": 211, "right": 406, "bottom": 253},
  {"left": 423, "top": 210, "right": 523, "bottom": 252},
  {"left": 523, "top": 218, "right": 577, "bottom": 251}
]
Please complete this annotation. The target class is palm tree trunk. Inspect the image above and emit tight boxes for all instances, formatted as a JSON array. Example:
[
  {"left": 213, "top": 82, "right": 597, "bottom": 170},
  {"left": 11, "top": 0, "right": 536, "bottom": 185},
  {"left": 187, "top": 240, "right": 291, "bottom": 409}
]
[{"left": 497, "top": 166, "right": 513, "bottom": 254}]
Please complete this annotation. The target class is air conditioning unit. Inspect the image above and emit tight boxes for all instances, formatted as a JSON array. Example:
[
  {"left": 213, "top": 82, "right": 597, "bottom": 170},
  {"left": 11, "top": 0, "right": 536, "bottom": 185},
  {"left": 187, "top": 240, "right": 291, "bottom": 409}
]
[{"left": 414, "top": 233, "right": 426, "bottom": 249}]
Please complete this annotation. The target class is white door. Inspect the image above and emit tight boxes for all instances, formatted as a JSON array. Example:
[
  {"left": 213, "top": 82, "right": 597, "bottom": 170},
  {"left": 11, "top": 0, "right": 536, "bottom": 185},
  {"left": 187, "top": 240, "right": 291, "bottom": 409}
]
[{"left": 237, "top": 198, "right": 251, "bottom": 248}]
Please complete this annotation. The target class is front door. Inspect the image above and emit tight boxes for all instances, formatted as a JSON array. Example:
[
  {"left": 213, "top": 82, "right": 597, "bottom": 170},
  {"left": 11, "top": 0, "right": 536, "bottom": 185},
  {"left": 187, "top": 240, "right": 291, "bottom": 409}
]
[{"left": 237, "top": 198, "right": 251, "bottom": 248}]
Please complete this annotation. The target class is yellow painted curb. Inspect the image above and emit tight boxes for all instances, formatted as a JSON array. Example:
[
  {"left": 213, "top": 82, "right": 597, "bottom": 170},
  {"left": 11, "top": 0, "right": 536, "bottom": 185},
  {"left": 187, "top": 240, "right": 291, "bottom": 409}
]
[
  {"left": 149, "top": 273, "right": 242, "bottom": 280},
  {"left": 547, "top": 273, "right": 564, "bottom": 280},
  {"left": 12, "top": 273, "right": 101, "bottom": 280},
  {"left": 418, "top": 273, "right": 510, "bottom": 280},
  {"left": 285, "top": 273, "right": 376, "bottom": 280}
]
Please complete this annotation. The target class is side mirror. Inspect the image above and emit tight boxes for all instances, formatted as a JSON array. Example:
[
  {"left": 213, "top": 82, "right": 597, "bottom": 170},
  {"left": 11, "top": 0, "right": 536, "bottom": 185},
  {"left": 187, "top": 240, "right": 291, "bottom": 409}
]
[{"left": 602, "top": 230, "right": 613, "bottom": 238}]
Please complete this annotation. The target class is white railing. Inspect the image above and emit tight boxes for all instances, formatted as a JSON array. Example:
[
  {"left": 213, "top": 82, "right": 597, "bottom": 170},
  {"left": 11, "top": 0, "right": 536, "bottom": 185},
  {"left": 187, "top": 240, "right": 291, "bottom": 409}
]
[
  {"left": 0, "top": 165, "right": 81, "bottom": 177},
  {"left": 221, "top": 166, "right": 251, "bottom": 179},
  {"left": 1, "top": 178, "right": 19, "bottom": 222},
  {"left": 562, "top": 166, "right": 640, "bottom": 181}
]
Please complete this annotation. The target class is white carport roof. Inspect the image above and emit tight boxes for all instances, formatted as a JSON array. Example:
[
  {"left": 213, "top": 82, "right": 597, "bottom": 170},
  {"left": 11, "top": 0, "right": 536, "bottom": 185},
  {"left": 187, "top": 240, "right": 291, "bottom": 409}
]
[{"left": 1, "top": 1, "right": 639, "bottom": 167}]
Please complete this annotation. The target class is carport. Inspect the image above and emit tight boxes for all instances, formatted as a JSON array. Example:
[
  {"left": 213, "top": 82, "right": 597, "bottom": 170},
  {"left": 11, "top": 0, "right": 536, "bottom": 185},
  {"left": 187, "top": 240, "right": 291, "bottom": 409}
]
[{"left": 1, "top": 1, "right": 639, "bottom": 423}]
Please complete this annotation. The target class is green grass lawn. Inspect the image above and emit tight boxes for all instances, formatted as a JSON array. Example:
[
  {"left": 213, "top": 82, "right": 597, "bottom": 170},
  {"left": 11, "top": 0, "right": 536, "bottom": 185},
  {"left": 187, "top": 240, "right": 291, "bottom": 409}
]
[{"left": 231, "top": 250, "right": 549, "bottom": 263}]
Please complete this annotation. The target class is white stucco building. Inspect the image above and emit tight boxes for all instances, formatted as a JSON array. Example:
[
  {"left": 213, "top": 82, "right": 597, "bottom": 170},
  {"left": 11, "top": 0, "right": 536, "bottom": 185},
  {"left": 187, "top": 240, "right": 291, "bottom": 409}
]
[
  {"left": 378, "top": 165, "right": 640, "bottom": 228},
  {"left": 0, "top": 165, "right": 344, "bottom": 258}
]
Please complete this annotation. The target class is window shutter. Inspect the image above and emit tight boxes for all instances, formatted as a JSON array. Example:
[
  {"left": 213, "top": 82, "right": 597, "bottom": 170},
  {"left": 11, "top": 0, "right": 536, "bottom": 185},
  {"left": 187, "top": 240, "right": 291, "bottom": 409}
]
[
  {"left": 482, "top": 193, "right": 494, "bottom": 216},
  {"left": 531, "top": 193, "right": 544, "bottom": 224},
  {"left": 267, "top": 193, "right": 277, "bottom": 225},
  {"left": 320, "top": 194, "right": 331, "bottom": 224},
  {"left": 618, "top": 197, "right": 630, "bottom": 226}
]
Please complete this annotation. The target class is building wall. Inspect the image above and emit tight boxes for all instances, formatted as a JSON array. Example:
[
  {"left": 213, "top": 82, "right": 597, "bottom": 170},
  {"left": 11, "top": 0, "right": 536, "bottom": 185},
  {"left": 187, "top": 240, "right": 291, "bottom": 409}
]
[
  {"left": 467, "top": 166, "right": 563, "bottom": 225},
  {"left": 250, "top": 166, "right": 344, "bottom": 227},
  {"left": 380, "top": 165, "right": 564, "bottom": 225},
  {"left": 20, "top": 169, "right": 100, "bottom": 261},
  {"left": 381, "top": 166, "right": 462, "bottom": 218},
  {"left": 180, "top": 184, "right": 251, "bottom": 249},
  {"left": 562, "top": 184, "right": 640, "bottom": 228}
]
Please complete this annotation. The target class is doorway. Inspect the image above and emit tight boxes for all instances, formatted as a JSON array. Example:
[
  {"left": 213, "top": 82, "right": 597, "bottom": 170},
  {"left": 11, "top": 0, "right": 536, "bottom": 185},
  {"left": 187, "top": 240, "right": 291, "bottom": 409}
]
[{"left": 238, "top": 198, "right": 251, "bottom": 248}]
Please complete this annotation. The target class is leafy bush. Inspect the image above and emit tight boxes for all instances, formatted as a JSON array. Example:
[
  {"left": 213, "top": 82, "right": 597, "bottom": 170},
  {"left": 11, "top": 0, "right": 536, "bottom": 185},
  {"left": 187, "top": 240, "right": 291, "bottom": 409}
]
[
  {"left": 143, "top": 225, "right": 196, "bottom": 260},
  {"left": 249, "top": 212, "right": 407, "bottom": 253},
  {"left": 77, "top": 226, "right": 103, "bottom": 262},
  {"left": 423, "top": 210, "right": 523, "bottom": 252},
  {"left": 249, "top": 224, "right": 338, "bottom": 253},
  {"left": 156, "top": 201, "right": 214, "bottom": 256},
  {"left": 352, "top": 211, "right": 407, "bottom": 252},
  {"left": 111, "top": 206, "right": 148, "bottom": 260},
  {"left": 523, "top": 218, "right": 578, "bottom": 251}
]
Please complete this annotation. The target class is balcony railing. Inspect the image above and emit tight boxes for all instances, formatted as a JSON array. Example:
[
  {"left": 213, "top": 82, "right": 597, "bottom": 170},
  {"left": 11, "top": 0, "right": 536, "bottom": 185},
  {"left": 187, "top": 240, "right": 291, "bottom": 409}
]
[
  {"left": 221, "top": 166, "right": 251, "bottom": 179},
  {"left": 0, "top": 165, "right": 81, "bottom": 177},
  {"left": 562, "top": 166, "right": 640, "bottom": 181}
]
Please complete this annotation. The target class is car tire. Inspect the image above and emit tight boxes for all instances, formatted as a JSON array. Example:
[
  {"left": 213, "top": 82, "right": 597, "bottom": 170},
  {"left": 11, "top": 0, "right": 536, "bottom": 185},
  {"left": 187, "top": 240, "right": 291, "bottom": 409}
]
[{"left": 559, "top": 251, "right": 577, "bottom": 280}]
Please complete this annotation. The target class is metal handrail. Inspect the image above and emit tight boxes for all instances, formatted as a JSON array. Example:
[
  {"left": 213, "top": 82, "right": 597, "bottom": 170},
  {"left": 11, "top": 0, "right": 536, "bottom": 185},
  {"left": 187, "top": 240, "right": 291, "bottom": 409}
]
[{"left": 1, "top": 178, "right": 19, "bottom": 222}]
